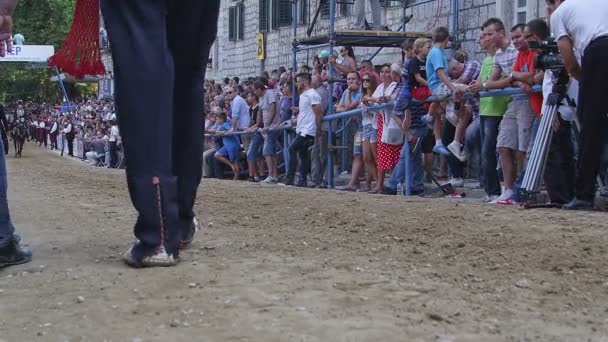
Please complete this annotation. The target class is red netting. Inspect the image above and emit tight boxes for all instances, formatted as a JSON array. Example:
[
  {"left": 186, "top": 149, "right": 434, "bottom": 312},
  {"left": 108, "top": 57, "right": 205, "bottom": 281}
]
[{"left": 48, "top": 0, "right": 105, "bottom": 78}]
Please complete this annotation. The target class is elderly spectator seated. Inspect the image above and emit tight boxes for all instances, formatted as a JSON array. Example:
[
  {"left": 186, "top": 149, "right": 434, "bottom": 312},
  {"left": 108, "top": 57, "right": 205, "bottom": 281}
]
[{"left": 85, "top": 131, "right": 109, "bottom": 165}]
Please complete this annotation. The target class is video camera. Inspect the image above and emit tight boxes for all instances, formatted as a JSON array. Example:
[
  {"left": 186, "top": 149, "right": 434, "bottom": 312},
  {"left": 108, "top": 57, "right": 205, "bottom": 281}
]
[{"left": 529, "top": 38, "right": 564, "bottom": 71}]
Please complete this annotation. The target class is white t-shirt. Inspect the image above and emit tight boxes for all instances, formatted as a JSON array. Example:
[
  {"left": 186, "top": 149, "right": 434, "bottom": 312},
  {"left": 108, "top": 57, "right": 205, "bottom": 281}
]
[
  {"left": 231, "top": 95, "right": 250, "bottom": 130},
  {"left": 296, "top": 88, "right": 321, "bottom": 137},
  {"left": 109, "top": 125, "right": 120, "bottom": 142},
  {"left": 38, "top": 121, "right": 46, "bottom": 129},
  {"left": 364, "top": 81, "right": 397, "bottom": 128},
  {"left": 541, "top": 70, "right": 579, "bottom": 122},
  {"left": 550, "top": 0, "right": 608, "bottom": 57}
]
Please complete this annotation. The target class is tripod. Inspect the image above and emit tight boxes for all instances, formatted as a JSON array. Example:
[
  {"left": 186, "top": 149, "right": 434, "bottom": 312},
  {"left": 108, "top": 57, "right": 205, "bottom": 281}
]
[{"left": 519, "top": 68, "right": 604, "bottom": 208}]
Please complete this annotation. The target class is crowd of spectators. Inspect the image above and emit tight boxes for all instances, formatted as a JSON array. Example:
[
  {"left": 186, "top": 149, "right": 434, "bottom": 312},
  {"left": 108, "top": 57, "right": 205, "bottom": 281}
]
[
  {"left": 203, "top": 15, "right": 608, "bottom": 206},
  {"left": 5, "top": 97, "right": 122, "bottom": 168}
]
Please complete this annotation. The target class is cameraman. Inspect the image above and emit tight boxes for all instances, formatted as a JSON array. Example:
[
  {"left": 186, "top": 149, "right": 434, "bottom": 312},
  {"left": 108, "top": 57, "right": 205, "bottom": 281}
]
[
  {"left": 547, "top": 0, "right": 608, "bottom": 210},
  {"left": 513, "top": 19, "right": 576, "bottom": 205}
]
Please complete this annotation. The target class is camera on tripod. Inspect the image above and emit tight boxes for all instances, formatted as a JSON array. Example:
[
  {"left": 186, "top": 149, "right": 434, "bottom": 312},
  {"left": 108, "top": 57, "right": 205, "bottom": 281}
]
[{"left": 529, "top": 38, "right": 564, "bottom": 71}]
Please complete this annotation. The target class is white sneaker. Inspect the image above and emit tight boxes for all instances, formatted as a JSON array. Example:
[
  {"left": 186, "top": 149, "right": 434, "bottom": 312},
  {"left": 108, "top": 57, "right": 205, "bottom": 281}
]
[
  {"left": 447, "top": 177, "right": 464, "bottom": 187},
  {"left": 260, "top": 176, "right": 277, "bottom": 184},
  {"left": 490, "top": 189, "right": 514, "bottom": 204},
  {"left": 447, "top": 141, "right": 467, "bottom": 162},
  {"left": 481, "top": 195, "right": 499, "bottom": 203}
]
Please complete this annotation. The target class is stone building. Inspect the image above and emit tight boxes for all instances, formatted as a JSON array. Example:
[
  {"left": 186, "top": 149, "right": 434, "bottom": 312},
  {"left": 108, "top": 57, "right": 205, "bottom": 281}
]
[{"left": 208, "top": 0, "right": 547, "bottom": 80}]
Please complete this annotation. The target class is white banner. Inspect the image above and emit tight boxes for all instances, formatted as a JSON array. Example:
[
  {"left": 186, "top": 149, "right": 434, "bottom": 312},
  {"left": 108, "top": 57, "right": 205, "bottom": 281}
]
[{"left": 0, "top": 45, "right": 54, "bottom": 63}]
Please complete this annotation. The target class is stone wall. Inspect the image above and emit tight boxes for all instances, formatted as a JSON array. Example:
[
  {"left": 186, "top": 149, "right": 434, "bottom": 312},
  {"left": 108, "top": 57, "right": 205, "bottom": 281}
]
[{"left": 208, "top": 0, "right": 546, "bottom": 79}]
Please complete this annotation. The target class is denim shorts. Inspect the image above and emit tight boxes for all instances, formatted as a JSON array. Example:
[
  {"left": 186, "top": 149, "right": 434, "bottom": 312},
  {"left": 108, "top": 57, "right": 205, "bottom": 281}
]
[
  {"left": 263, "top": 130, "right": 281, "bottom": 156},
  {"left": 362, "top": 124, "right": 378, "bottom": 143},
  {"left": 247, "top": 133, "right": 264, "bottom": 161},
  {"left": 217, "top": 145, "right": 239, "bottom": 162}
]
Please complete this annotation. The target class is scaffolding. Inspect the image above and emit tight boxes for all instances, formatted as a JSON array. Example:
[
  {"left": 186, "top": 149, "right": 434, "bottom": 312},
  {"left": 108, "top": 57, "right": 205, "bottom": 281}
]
[{"left": 290, "top": 0, "right": 454, "bottom": 186}]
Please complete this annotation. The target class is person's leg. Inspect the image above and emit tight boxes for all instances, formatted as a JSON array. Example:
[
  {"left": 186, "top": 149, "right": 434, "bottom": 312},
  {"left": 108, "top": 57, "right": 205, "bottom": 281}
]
[
  {"left": 286, "top": 135, "right": 303, "bottom": 184},
  {"left": 0, "top": 133, "right": 31, "bottom": 267},
  {"left": 311, "top": 133, "right": 322, "bottom": 185},
  {"left": 67, "top": 138, "right": 74, "bottom": 156},
  {"left": 442, "top": 120, "right": 463, "bottom": 182},
  {"left": 102, "top": 0, "right": 181, "bottom": 264},
  {"left": 572, "top": 40, "right": 608, "bottom": 203},
  {"left": 368, "top": 0, "right": 383, "bottom": 27},
  {"left": 202, "top": 148, "right": 215, "bottom": 178},
  {"left": 214, "top": 151, "right": 233, "bottom": 170},
  {"left": 168, "top": 0, "right": 219, "bottom": 245},
  {"left": 480, "top": 116, "right": 502, "bottom": 197},
  {"left": 544, "top": 118, "right": 575, "bottom": 204},
  {"left": 362, "top": 140, "right": 374, "bottom": 189},
  {"left": 298, "top": 136, "right": 315, "bottom": 184},
  {"left": 353, "top": 0, "right": 366, "bottom": 28}
]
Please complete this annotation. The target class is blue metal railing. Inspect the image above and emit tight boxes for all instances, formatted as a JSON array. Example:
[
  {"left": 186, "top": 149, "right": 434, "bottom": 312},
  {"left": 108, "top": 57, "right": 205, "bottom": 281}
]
[{"left": 205, "top": 86, "right": 542, "bottom": 191}]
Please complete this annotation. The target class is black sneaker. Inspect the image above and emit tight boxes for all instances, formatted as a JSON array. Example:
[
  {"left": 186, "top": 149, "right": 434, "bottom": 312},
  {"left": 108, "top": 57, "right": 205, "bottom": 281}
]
[
  {"left": 180, "top": 216, "right": 200, "bottom": 250},
  {"left": 562, "top": 198, "right": 594, "bottom": 211},
  {"left": 247, "top": 176, "right": 258, "bottom": 183},
  {"left": 0, "top": 236, "right": 32, "bottom": 268},
  {"left": 381, "top": 187, "right": 397, "bottom": 195}
]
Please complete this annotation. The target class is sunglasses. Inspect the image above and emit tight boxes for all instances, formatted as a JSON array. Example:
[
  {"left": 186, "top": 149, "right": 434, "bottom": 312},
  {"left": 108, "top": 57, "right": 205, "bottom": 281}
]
[{"left": 362, "top": 79, "right": 371, "bottom": 82}]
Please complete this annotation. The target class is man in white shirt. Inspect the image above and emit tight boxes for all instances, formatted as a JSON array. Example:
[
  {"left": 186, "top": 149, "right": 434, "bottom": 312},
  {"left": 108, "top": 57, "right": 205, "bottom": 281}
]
[
  {"left": 37, "top": 118, "right": 46, "bottom": 147},
  {"left": 49, "top": 117, "right": 59, "bottom": 150},
  {"left": 285, "top": 73, "right": 322, "bottom": 186},
  {"left": 548, "top": 0, "right": 608, "bottom": 210},
  {"left": 62, "top": 117, "right": 75, "bottom": 157},
  {"left": 108, "top": 120, "right": 120, "bottom": 168},
  {"left": 225, "top": 86, "right": 250, "bottom": 151}
]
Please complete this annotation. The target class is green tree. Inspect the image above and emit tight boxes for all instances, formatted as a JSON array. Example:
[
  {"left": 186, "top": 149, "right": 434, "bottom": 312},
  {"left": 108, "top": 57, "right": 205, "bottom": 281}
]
[{"left": 0, "top": 0, "right": 76, "bottom": 103}]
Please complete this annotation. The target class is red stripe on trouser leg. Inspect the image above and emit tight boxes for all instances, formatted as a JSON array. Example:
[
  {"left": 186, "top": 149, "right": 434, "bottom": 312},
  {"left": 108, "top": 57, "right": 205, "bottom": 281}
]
[{"left": 152, "top": 176, "right": 165, "bottom": 252}]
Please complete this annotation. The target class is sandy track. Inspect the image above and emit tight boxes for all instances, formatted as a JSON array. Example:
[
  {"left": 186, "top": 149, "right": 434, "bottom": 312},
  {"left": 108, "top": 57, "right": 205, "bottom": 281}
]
[{"left": 0, "top": 144, "right": 606, "bottom": 341}]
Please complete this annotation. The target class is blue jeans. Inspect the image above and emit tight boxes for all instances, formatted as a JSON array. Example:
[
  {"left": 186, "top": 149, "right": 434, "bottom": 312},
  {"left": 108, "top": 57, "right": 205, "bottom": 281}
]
[
  {"left": 479, "top": 116, "right": 502, "bottom": 196},
  {"left": 0, "top": 137, "right": 14, "bottom": 246},
  {"left": 388, "top": 126, "right": 428, "bottom": 193},
  {"left": 465, "top": 116, "right": 483, "bottom": 186}
]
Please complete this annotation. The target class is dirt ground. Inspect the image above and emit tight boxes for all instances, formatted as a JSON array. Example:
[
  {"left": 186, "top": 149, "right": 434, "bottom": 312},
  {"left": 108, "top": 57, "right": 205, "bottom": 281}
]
[{"left": 0, "top": 144, "right": 607, "bottom": 342}]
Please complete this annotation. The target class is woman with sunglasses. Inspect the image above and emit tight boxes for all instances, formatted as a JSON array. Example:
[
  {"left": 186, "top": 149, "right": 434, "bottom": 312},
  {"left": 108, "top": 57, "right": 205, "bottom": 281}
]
[{"left": 359, "top": 72, "right": 379, "bottom": 192}]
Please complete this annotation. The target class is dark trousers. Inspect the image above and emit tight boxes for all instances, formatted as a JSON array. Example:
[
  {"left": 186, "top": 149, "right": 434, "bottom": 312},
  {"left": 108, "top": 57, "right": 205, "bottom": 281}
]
[
  {"left": 66, "top": 136, "right": 74, "bottom": 157},
  {"left": 575, "top": 37, "right": 608, "bottom": 201},
  {"left": 102, "top": 0, "right": 220, "bottom": 258},
  {"left": 109, "top": 141, "right": 118, "bottom": 168},
  {"left": 544, "top": 117, "right": 575, "bottom": 204},
  {"left": 442, "top": 120, "right": 464, "bottom": 179},
  {"left": 50, "top": 133, "right": 58, "bottom": 150},
  {"left": 287, "top": 134, "right": 315, "bottom": 183},
  {"left": 480, "top": 116, "right": 502, "bottom": 196}
]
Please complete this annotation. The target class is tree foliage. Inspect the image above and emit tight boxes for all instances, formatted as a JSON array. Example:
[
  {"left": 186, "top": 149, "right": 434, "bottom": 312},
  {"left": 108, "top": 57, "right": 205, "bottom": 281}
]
[{"left": 0, "top": 0, "right": 77, "bottom": 103}]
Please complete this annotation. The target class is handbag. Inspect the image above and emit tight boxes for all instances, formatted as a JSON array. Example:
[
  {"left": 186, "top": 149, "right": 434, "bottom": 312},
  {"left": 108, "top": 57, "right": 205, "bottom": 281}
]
[{"left": 380, "top": 112, "right": 404, "bottom": 146}]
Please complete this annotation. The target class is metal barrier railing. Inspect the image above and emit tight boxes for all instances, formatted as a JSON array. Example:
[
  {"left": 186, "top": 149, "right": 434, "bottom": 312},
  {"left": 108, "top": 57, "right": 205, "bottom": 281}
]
[{"left": 205, "top": 86, "right": 542, "bottom": 191}]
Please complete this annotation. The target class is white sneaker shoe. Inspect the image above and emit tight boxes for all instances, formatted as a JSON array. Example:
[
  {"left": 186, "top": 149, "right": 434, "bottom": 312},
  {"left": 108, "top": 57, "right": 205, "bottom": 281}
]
[
  {"left": 490, "top": 189, "right": 515, "bottom": 204},
  {"left": 260, "top": 176, "right": 277, "bottom": 184},
  {"left": 447, "top": 141, "right": 467, "bottom": 162},
  {"left": 482, "top": 195, "right": 499, "bottom": 203},
  {"left": 447, "top": 177, "right": 464, "bottom": 187}
]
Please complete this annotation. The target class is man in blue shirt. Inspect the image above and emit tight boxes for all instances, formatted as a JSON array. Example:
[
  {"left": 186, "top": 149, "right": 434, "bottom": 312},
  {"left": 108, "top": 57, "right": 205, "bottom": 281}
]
[{"left": 335, "top": 72, "right": 364, "bottom": 191}]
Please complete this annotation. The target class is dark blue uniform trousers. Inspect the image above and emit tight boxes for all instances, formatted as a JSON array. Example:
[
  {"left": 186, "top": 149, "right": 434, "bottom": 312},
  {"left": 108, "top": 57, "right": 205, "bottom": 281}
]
[{"left": 101, "top": 0, "right": 220, "bottom": 260}]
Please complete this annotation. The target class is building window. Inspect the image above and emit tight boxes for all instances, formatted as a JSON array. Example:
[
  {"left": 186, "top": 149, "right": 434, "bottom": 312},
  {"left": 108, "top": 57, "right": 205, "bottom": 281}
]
[
  {"left": 272, "top": 0, "right": 292, "bottom": 29},
  {"left": 339, "top": 2, "right": 350, "bottom": 17},
  {"left": 260, "top": 0, "right": 269, "bottom": 32},
  {"left": 516, "top": 0, "right": 527, "bottom": 23},
  {"left": 299, "top": 0, "right": 309, "bottom": 24},
  {"left": 229, "top": 3, "right": 244, "bottom": 41}
]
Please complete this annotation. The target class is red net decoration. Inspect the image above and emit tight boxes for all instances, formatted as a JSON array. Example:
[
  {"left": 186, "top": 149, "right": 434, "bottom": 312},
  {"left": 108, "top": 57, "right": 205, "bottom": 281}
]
[{"left": 48, "top": 0, "right": 105, "bottom": 78}]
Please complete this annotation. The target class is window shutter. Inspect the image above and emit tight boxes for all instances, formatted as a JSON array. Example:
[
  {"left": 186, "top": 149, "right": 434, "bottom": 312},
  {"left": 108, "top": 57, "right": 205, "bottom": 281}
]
[
  {"left": 278, "top": 0, "right": 292, "bottom": 27},
  {"left": 238, "top": 3, "right": 245, "bottom": 40},
  {"left": 259, "top": 0, "right": 269, "bottom": 32},
  {"left": 228, "top": 6, "right": 236, "bottom": 41}
]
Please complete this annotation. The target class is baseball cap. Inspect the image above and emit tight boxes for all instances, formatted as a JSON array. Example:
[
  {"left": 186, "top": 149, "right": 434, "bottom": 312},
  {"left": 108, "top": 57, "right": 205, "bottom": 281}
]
[{"left": 318, "top": 50, "right": 330, "bottom": 59}]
